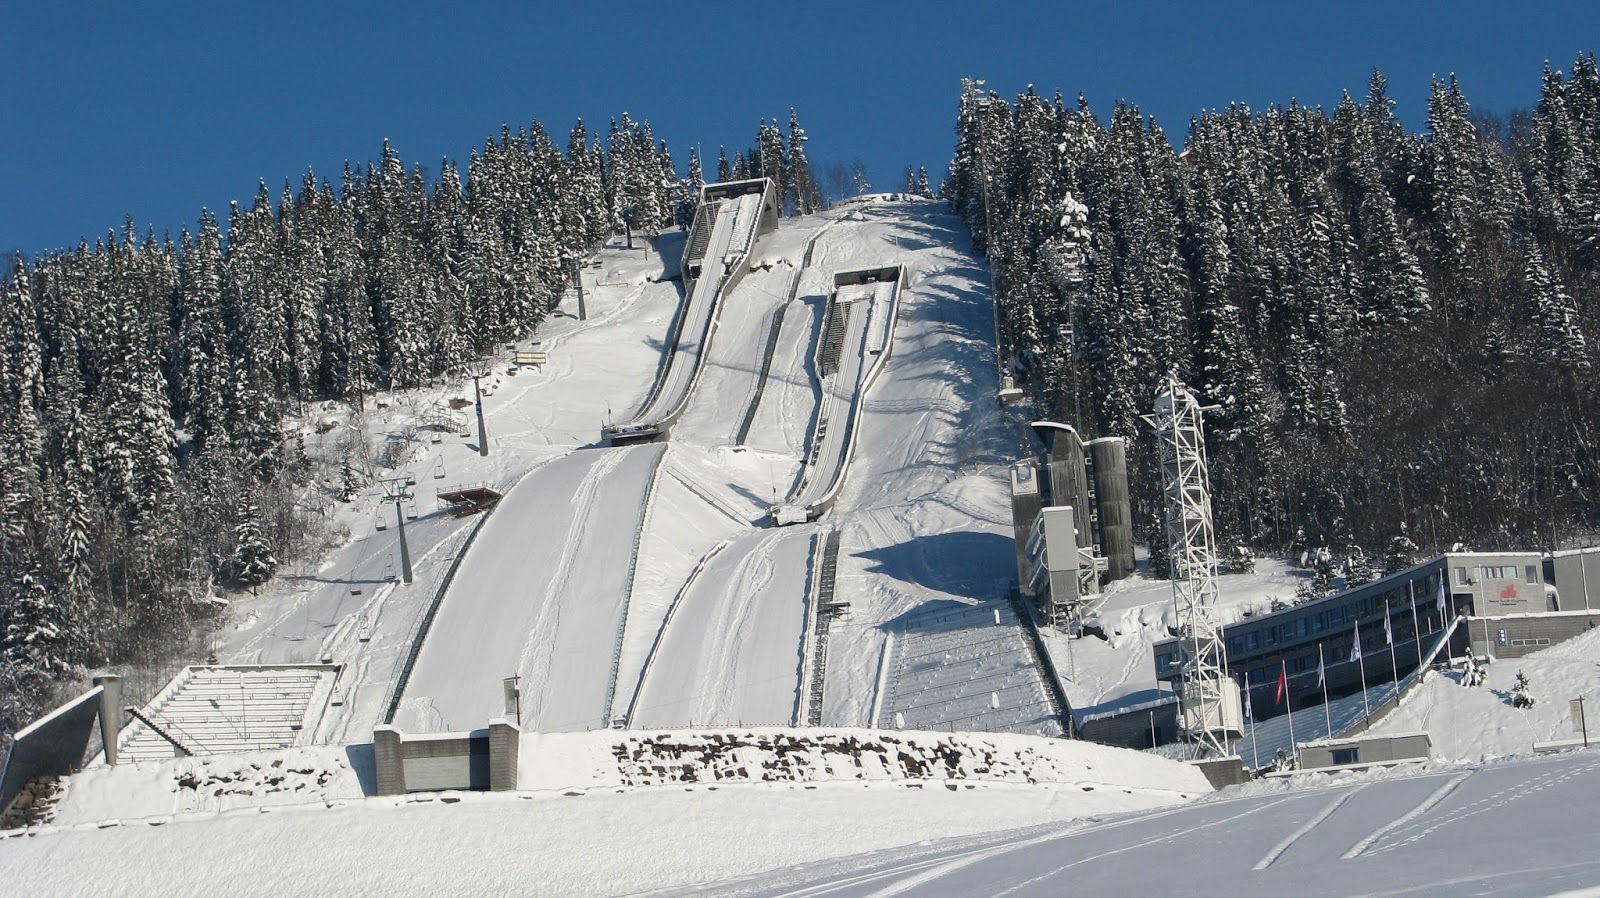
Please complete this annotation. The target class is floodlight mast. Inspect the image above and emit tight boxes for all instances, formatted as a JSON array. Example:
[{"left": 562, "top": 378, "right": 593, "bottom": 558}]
[{"left": 1147, "top": 372, "right": 1235, "bottom": 756}]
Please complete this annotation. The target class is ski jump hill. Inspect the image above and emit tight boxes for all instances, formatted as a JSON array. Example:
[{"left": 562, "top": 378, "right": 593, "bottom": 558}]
[
  {"left": 10, "top": 194, "right": 1600, "bottom": 898},
  {"left": 374, "top": 189, "right": 1057, "bottom": 742}
]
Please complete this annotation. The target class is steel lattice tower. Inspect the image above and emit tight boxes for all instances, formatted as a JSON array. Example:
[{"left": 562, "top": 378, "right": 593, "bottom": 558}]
[{"left": 1149, "top": 373, "right": 1236, "bottom": 756}]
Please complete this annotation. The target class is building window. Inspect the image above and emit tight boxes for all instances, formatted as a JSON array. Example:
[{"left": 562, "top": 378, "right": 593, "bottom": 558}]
[
  {"left": 1279, "top": 623, "right": 1294, "bottom": 642},
  {"left": 1455, "top": 567, "right": 1469, "bottom": 585},
  {"left": 1327, "top": 607, "right": 1343, "bottom": 626},
  {"left": 1247, "top": 631, "right": 1260, "bottom": 650},
  {"left": 1525, "top": 565, "right": 1537, "bottom": 584},
  {"left": 1229, "top": 636, "right": 1244, "bottom": 655},
  {"left": 1313, "top": 613, "right": 1325, "bottom": 633},
  {"left": 1264, "top": 628, "right": 1277, "bottom": 646},
  {"left": 1331, "top": 747, "right": 1359, "bottom": 766},
  {"left": 1477, "top": 565, "right": 1517, "bottom": 580}
]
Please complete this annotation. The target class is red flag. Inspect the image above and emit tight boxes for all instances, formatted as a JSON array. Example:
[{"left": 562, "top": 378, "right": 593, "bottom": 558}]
[{"left": 1275, "top": 662, "right": 1289, "bottom": 706}]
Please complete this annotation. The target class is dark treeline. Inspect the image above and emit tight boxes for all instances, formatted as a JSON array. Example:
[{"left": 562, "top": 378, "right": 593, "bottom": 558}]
[
  {"left": 0, "top": 110, "right": 821, "bottom": 736},
  {"left": 949, "top": 57, "right": 1599, "bottom": 573}
]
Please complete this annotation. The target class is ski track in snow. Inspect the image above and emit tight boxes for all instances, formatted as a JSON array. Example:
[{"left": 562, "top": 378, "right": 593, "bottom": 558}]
[{"left": 517, "top": 448, "right": 623, "bottom": 723}]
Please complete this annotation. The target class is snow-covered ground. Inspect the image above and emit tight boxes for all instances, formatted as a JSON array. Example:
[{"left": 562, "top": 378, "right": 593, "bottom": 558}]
[
  {"left": 4, "top": 730, "right": 1208, "bottom": 897},
  {"left": 690, "top": 750, "right": 1600, "bottom": 897},
  {"left": 1042, "top": 557, "right": 1306, "bottom": 722},
  {"left": 1369, "top": 624, "right": 1600, "bottom": 760},
  {"left": 213, "top": 238, "right": 681, "bottom": 741},
  {"left": 14, "top": 196, "right": 1600, "bottom": 897}
]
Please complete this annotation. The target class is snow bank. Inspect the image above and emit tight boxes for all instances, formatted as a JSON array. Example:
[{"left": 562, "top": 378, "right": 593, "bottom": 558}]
[
  {"left": 44, "top": 746, "right": 363, "bottom": 828},
  {"left": 519, "top": 726, "right": 1212, "bottom": 796},
  {"left": 0, "top": 778, "right": 1193, "bottom": 898}
]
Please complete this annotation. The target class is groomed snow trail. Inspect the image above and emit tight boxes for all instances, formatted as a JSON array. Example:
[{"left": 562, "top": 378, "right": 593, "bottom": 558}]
[
  {"left": 688, "top": 753, "right": 1600, "bottom": 898},
  {"left": 396, "top": 444, "right": 664, "bottom": 732},
  {"left": 629, "top": 526, "right": 816, "bottom": 728}
]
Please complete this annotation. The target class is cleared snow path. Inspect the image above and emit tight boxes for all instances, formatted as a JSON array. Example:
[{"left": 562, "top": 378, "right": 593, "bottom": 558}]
[
  {"left": 396, "top": 444, "right": 664, "bottom": 732},
  {"left": 629, "top": 526, "right": 816, "bottom": 728}
]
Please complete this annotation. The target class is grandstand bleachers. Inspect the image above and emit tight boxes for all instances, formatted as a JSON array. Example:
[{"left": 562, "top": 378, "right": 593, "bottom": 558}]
[{"left": 114, "top": 665, "right": 337, "bottom": 762}]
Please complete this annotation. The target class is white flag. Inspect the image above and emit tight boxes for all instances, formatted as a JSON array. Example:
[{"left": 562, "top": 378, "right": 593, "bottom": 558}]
[
  {"left": 1437, "top": 574, "right": 1448, "bottom": 617},
  {"left": 1243, "top": 683, "right": 1253, "bottom": 722},
  {"left": 1317, "top": 651, "right": 1326, "bottom": 689},
  {"left": 1350, "top": 623, "right": 1363, "bottom": 663},
  {"left": 1384, "top": 611, "right": 1394, "bottom": 646}
]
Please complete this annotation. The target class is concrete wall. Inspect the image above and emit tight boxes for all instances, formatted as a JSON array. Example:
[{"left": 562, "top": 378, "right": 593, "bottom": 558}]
[
  {"left": 1299, "top": 733, "right": 1431, "bottom": 769},
  {"left": 1010, "top": 462, "right": 1042, "bottom": 594},
  {"left": 1445, "top": 552, "right": 1548, "bottom": 616},
  {"left": 489, "top": 719, "right": 520, "bottom": 792},
  {"left": 1077, "top": 699, "right": 1179, "bottom": 749},
  {"left": 0, "top": 685, "right": 105, "bottom": 815},
  {"left": 1191, "top": 757, "right": 1250, "bottom": 788},
  {"left": 1468, "top": 612, "right": 1600, "bottom": 660},
  {"left": 373, "top": 721, "right": 520, "bottom": 796},
  {"left": 1551, "top": 548, "right": 1600, "bottom": 612}
]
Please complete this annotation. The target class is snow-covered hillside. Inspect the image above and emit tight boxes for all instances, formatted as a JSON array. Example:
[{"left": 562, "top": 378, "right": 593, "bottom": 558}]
[{"left": 1369, "top": 624, "right": 1600, "bottom": 760}]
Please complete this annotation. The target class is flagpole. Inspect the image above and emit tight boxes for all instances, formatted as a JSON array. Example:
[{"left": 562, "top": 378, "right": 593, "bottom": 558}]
[
  {"left": 1437, "top": 570, "right": 1448, "bottom": 631},
  {"left": 1318, "top": 642, "right": 1332, "bottom": 737},
  {"left": 1386, "top": 600, "right": 1400, "bottom": 700},
  {"left": 1247, "top": 678, "right": 1258, "bottom": 769},
  {"left": 1283, "top": 659, "right": 1297, "bottom": 768},
  {"left": 1410, "top": 581, "right": 1423, "bottom": 671},
  {"left": 1355, "top": 623, "right": 1371, "bottom": 721}
]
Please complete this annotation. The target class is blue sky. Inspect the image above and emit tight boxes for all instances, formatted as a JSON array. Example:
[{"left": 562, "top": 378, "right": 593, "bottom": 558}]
[{"left": 4, "top": 0, "right": 1597, "bottom": 256}]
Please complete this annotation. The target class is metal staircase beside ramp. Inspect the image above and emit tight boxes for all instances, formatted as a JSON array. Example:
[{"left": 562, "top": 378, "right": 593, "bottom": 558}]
[{"left": 124, "top": 706, "right": 196, "bottom": 757}]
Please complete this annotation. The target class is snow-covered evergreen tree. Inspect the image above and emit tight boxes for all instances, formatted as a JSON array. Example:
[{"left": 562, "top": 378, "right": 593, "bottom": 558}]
[
  {"left": 1511, "top": 671, "right": 1536, "bottom": 708},
  {"left": 230, "top": 495, "right": 277, "bottom": 590}
]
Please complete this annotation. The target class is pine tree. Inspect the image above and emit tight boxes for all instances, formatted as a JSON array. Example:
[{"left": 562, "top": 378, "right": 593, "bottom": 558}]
[
  {"left": 1383, "top": 524, "right": 1418, "bottom": 574},
  {"left": 1511, "top": 671, "right": 1536, "bottom": 708},
  {"left": 230, "top": 494, "right": 277, "bottom": 590},
  {"left": 787, "top": 110, "right": 821, "bottom": 214},
  {"left": 1523, "top": 245, "right": 1590, "bottom": 370}
]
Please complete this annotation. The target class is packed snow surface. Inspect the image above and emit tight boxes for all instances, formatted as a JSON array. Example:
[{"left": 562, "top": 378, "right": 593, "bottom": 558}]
[
  {"left": 676, "top": 750, "right": 1600, "bottom": 897},
  {"left": 2, "top": 732, "right": 1208, "bottom": 897},
  {"left": 1370, "top": 623, "right": 1600, "bottom": 760},
  {"left": 396, "top": 443, "right": 663, "bottom": 733}
]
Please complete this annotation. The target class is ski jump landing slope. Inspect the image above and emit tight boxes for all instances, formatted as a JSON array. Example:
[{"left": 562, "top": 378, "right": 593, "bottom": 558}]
[
  {"left": 774, "top": 267, "right": 900, "bottom": 524},
  {"left": 627, "top": 526, "right": 817, "bottom": 728},
  {"left": 605, "top": 187, "right": 767, "bottom": 444},
  {"left": 396, "top": 444, "right": 664, "bottom": 733}
]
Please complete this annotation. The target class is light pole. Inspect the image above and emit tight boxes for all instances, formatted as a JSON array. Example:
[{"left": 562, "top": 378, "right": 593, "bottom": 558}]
[
  {"left": 570, "top": 257, "right": 588, "bottom": 321},
  {"left": 471, "top": 372, "right": 490, "bottom": 457},
  {"left": 381, "top": 477, "right": 414, "bottom": 584}
]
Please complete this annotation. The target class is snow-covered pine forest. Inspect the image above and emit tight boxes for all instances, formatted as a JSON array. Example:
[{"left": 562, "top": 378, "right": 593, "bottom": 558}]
[
  {"left": 951, "top": 59, "right": 1599, "bottom": 570},
  {"left": 0, "top": 111, "right": 824, "bottom": 737}
]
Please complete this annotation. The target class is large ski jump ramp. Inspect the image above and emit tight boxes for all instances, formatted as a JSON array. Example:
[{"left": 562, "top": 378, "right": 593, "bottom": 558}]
[
  {"left": 396, "top": 444, "right": 665, "bottom": 733},
  {"left": 627, "top": 527, "right": 816, "bottom": 728},
  {"left": 774, "top": 266, "right": 902, "bottom": 524},
  {"left": 605, "top": 179, "right": 777, "bottom": 445}
]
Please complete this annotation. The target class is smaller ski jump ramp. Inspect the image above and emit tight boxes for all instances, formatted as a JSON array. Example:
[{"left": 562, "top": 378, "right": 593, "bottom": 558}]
[
  {"left": 627, "top": 527, "right": 815, "bottom": 729},
  {"left": 395, "top": 444, "right": 665, "bottom": 733},
  {"left": 605, "top": 178, "right": 778, "bottom": 446},
  {"left": 774, "top": 265, "right": 902, "bottom": 524}
]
